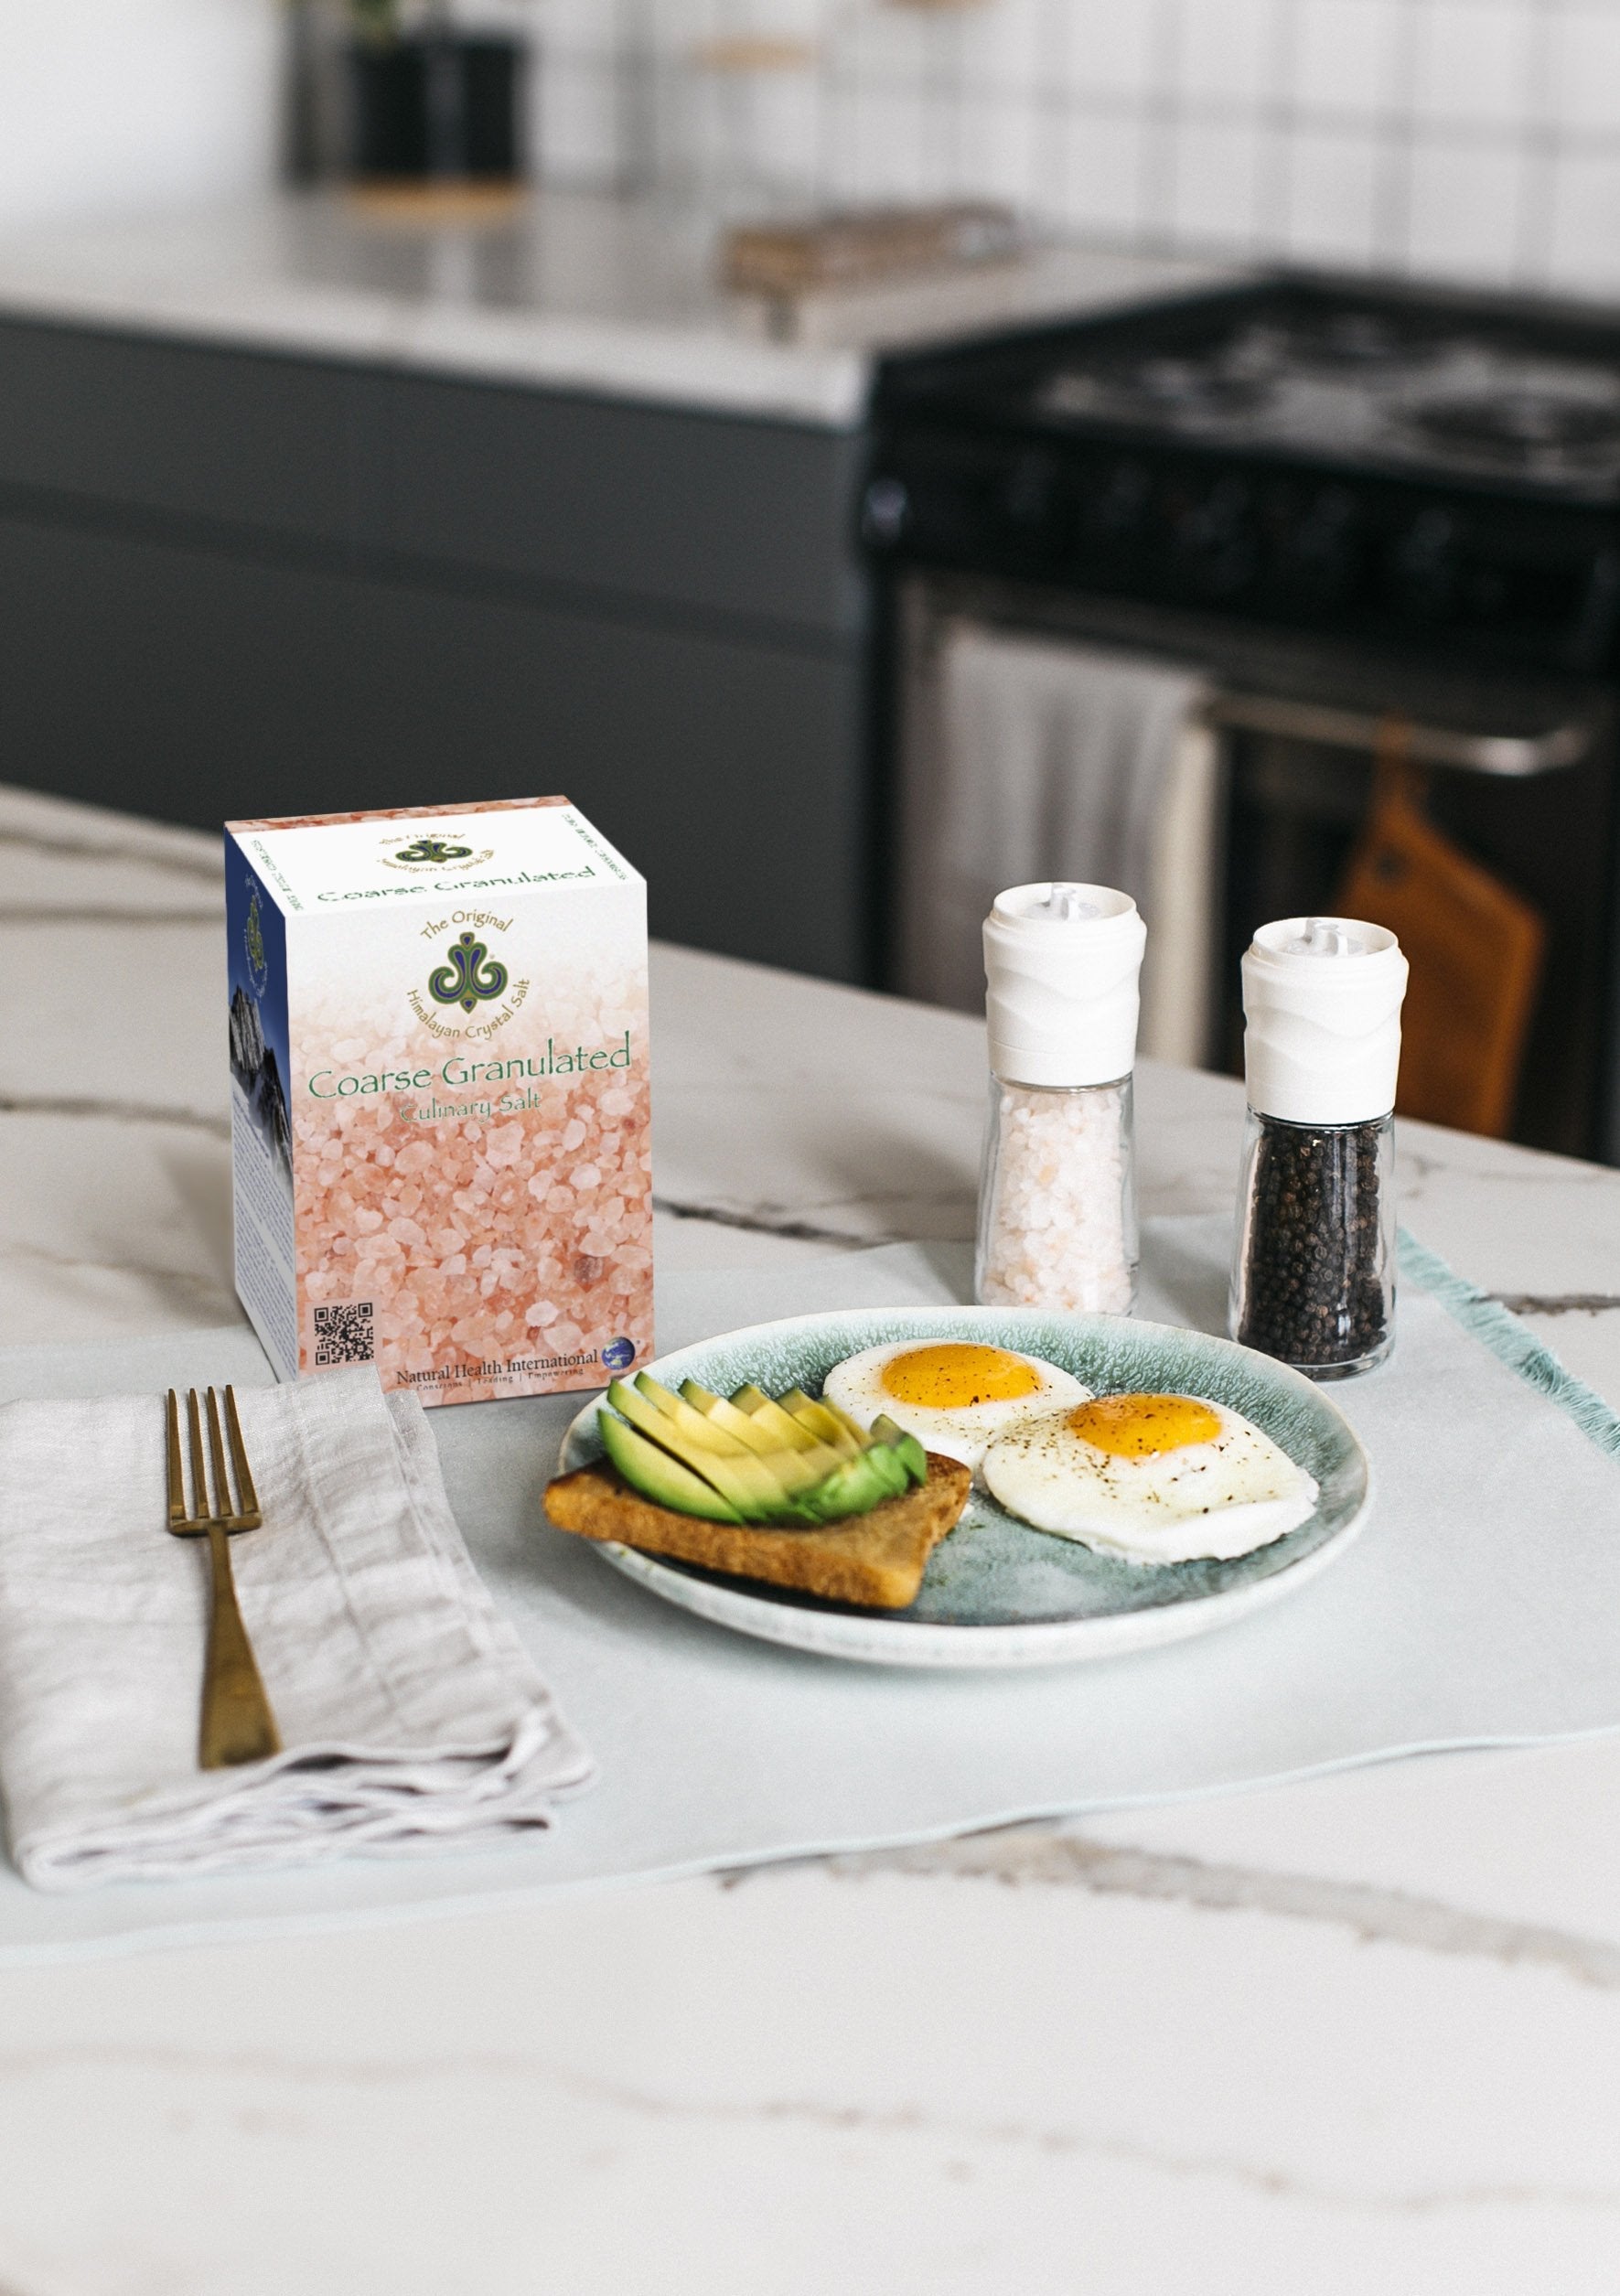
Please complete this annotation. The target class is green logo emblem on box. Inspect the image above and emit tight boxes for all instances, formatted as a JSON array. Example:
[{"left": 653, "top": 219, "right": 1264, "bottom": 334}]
[
  {"left": 397, "top": 837, "right": 475, "bottom": 864},
  {"left": 428, "top": 931, "right": 509, "bottom": 1014}
]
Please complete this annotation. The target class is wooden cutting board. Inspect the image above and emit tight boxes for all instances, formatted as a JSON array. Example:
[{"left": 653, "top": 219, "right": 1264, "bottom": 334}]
[
  {"left": 1336, "top": 735, "right": 1544, "bottom": 1138},
  {"left": 722, "top": 204, "right": 1025, "bottom": 296}
]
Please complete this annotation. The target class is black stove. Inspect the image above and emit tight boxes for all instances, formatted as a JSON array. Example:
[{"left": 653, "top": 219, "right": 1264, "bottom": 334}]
[{"left": 864, "top": 276, "right": 1620, "bottom": 671}]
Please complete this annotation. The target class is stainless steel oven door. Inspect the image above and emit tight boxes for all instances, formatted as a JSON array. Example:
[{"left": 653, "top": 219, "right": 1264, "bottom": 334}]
[{"left": 890, "top": 571, "right": 1616, "bottom": 1160}]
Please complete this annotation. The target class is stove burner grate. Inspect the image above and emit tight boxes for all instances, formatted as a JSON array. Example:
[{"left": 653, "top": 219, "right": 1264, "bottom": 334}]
[
  {"left": 1403, "top": 389, "right": 1620, "bottom": 466},
  {"left": 1043, "top": 356, "right": 1274, "bottom": 424}
]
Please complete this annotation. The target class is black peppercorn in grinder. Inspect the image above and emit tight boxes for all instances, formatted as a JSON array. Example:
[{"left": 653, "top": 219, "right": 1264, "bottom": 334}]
[{"left": 1228, "top": 917, "right": 1410, "bottom": 1379}]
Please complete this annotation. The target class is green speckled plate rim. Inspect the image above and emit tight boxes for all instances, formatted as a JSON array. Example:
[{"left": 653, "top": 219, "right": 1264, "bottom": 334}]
[{"left": 557, "top": 1305, "right": 1373, "bottom": 1670}]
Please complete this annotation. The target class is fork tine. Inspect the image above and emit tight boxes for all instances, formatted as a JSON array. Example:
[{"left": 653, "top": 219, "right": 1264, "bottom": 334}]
[
  {"left": 223, "top": 1388, "right": 261, "bottom": 1526},
  {"left": 186, "top": 1389, "right": 209, "bottom": 1525},
  {"left": 165, "top": 1389, "right": 187, "bottom": 1529},
  {"left": 204, "top": 1389, "right": 232, "bottom": 1524}
]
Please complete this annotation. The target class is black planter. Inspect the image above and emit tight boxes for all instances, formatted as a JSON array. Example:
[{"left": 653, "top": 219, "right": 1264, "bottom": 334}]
[{"left": 348, "top": 33, "right": 525, "bottom": 181}]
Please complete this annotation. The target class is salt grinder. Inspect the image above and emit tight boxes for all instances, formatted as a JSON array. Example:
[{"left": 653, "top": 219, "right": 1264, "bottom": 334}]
[
  {"left": 1229, "top": 916, "right": 1410, "bottom": 1379},
  {"left": 975, "top": 882, "right": 1144, "bottom": 1316}
]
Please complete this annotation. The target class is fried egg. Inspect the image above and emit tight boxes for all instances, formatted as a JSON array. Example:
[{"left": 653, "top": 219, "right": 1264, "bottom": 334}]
[
  {"left": 982, "top": 1391, "right": 1318, "bottom": 1563},
  {"left": 821, "top": 1339, "right": 1090, "bottom": 1471}
]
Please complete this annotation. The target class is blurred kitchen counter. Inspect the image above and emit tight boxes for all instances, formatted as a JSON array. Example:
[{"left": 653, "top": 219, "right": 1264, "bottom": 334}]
[
  {"left": 0, "top": 193, "right": 1228, "bottom": 985},
  {"left": 0, "top": 187, "right": 1231, "bottom": 426}
]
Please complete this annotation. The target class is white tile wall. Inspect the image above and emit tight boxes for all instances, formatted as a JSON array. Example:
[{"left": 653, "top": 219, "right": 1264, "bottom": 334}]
[
  {"left": 1292, "top": 0, "right": 1403, "bottom": 120},
  {"left": 1411, "top": 2, "right": 1535, "bottom": 130},
  {"left": 1284, "top": 123, "right": 1386, "bottom": 265},
  {"left": 1058, "top": 1, "right": 1161, "bottom": 100},
  {"left": 0, "top": 0, "right": 280, "bottom": 230},
  {"left": 538, "top": 0, "right": 1620, "bottom": 302}
]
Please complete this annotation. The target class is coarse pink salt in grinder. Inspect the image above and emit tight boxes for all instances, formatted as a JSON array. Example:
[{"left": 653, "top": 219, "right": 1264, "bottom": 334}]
[{"left": 974, "top": 882, "right": 1144, "bottom": 1316}]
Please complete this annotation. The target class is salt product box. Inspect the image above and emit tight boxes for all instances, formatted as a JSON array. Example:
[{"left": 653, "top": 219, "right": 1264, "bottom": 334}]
[{"left": 224, "top": 798, "right": 652, "bottom": 1405}]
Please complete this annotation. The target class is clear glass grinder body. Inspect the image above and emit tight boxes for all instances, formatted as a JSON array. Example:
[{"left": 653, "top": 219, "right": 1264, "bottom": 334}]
[
  {"left": 1228, "top": 917, "right": 1409, "bottom": 1379},
  {"left": 974, "top": 883, "right": 1144, "bottom": 1317}
]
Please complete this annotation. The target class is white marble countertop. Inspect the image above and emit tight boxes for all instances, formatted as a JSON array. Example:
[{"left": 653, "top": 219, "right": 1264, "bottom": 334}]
[
  {"left": 8, "top": 781, "right": 1620, "bottom": 2291},
  {"left": 0, "top": 188, "right": 1231, "bottom": 425}
]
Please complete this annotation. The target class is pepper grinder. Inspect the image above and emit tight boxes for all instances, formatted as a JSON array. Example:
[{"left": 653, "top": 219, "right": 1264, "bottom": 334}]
[
  {"left": 1229, "top": 916, "right": 1410, "bottom": 1378},
  {"left": 975, "top": 882, "right": 1145, "bottom": 1316}
]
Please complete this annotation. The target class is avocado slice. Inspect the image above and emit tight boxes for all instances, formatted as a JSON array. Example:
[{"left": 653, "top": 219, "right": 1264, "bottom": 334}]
[
  {"left": 781, "top": 1389, "right": 868, "bottom": 1452},
  {"left": 799, "top": 1443, "right": 910, "bottom": 1522},
  {"left": 598, "top": 1409, "right": 743, "bottom": 1521},
  {"left": 721, "top": 1385, "right": 822, "bottom": 1454},
  {"left": 599, "top": 1377, "right": 931, "bottom": 1529},
  {"left": 609, "top": 1377, "right": 737, "bottom": 1456},
  {"left": 681, "top": 1381, "right": 845, "bottom": 1477},
  {"left": 635, "top": 1375, "right": 846, "bottom": 1508},
  {"left": 870, "top": 1414, "right": 929, "bottom": 1486},
  {"left": 747, "top": 1389, "right": 863, "bottom": 1460},
  {"left": 608, "top": 1379, "right": 803, "bottom": 1516}
]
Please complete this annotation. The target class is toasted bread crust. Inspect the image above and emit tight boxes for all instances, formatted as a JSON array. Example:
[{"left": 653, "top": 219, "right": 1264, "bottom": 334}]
[{"left": 544, "top": 1451, "right": 971, "bottom": 1609}]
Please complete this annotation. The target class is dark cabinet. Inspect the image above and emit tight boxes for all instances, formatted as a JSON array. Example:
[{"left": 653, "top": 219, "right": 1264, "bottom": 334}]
[{"left": 0, "top": 316, "right": 875, "bottom": 982}]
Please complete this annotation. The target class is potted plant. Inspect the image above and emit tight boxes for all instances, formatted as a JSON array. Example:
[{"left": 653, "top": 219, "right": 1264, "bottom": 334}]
[{"left": 345, "top": 0, "right": 527, "bottom": 186}]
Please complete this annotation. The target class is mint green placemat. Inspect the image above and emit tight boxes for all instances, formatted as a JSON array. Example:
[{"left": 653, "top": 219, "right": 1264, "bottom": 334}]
[{"left": 0, "top": 1215, "right": 1616, "bottom": 1963}]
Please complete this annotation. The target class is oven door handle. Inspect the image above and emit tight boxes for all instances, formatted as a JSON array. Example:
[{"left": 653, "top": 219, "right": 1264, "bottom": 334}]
[{"left": 1204, "top": 692, "right": 1595, "bottom": 778}]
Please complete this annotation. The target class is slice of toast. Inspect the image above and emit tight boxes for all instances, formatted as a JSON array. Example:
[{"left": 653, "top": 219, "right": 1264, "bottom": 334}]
[{"left": 543, "top": 1451, "right": 971, "bottom": 1610}]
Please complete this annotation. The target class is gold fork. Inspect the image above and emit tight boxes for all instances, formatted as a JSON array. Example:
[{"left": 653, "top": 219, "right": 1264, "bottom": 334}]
[{"left": 164, "top": 1387, "right": 281, "bottom": 1770}]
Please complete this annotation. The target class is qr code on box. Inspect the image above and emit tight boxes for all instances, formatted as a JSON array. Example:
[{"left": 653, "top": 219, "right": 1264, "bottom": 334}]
[{"left": 314, "top": 1302, "right": 374, "bottom": 1367}]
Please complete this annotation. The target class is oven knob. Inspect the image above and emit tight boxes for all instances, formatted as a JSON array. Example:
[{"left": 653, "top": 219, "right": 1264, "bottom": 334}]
[
  {"left": 1088, "top": 459, "right": 1152, "bottom": 538},
  {"left": 1170, "top": 476, "right": 1257, "bottom": 598},
  {"left": 862, "top": 475, "right": 911, "bottom": 550},
  {"left": 1282, "top": 487, "right": 1360, "bottom": 606},
  {"left": 1393, "top": 507, "right": 1460, "bottom": 617},
  {"left": 999, "top": 453, "right": 1067, "bottom": 556}
]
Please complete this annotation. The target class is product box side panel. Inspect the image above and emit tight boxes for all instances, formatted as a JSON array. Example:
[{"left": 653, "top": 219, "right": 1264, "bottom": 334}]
[
  {"left": 287, "top": 886, "right": 653, "bottom": 1405},
  {"left": 224, "top": 834, "right": 299, "bottom": 1380}
]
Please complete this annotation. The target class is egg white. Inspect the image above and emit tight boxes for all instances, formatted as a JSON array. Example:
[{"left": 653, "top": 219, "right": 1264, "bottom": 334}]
[
  {"left": 821, "top": 1338, "right": 1090, "bottom": 1471},
  {"left": 982, "top": 1395, "right": 1319, "bottom": 1563}
]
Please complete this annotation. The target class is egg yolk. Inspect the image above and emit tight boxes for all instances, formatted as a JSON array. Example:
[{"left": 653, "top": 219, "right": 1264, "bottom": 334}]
[
  {"left": 1067, "top": 1393, "right": 1223, "bottom": 1457},
  {"left": 880, "top": 1344, "right": 1044, "bottom": 1409}
]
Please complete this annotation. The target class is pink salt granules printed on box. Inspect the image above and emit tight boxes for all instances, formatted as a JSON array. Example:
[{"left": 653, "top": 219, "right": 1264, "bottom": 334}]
[{"left": 225, "top": 796, "right": 653, "bottom": 1406}]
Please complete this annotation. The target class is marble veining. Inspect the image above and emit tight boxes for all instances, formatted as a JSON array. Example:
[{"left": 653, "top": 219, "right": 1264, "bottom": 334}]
[
  {"left": 2, "top": 2037, "right": 1614, "bottom": 2220},
  {"left": 0, "top": 1091, "right": 230, "bottom": 1133},
  {"left": 652, "top": 1196, "right": 894, "bottom": 1250},
  {"left": 12, "top": 781, "right": 1620, "bottom": 2289},
  {"left": 821, "top": 1830, "right": 1620, "bottom": 1991},
  {"left": 1492, "top": 1293, "right": 1620, "bottom": 1316},
  {"left": 0, "top": 906, "right": 224, "bottom": 926}
]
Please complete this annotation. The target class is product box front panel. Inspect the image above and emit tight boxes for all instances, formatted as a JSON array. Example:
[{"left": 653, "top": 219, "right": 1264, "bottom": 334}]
[{"left": 225, "top": 799, "right": 652, "bottom": 1405}]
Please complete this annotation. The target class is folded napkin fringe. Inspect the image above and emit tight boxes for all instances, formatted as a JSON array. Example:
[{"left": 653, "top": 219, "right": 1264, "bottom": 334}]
[{"left": 0, "top": 1366, "right": 593, "bottom": 1892}]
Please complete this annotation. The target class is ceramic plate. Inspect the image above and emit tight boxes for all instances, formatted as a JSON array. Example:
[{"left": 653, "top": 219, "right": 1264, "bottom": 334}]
[{"left": 557, "top": 1305, "right": 1372, "bottom": 1668}]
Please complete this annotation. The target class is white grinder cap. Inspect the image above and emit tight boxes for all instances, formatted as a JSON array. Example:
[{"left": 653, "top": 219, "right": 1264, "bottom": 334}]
[
  {"left": 983, "top": 882, "right": 1146, "bottom": 1088},
  {"left": 1242, "top": 916, "right": 1409, "bottom": 1124}
]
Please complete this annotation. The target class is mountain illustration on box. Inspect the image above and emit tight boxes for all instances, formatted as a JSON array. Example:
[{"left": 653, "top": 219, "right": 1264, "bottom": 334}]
[{"left": 229, "top": 985, "right": 293, "bottom": 1176}]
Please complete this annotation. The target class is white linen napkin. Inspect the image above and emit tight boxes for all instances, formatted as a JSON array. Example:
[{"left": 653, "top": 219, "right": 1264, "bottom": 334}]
[
  {"left": 899, "top": 620, "right": 1221, "bottom": 1064},
  {"left": 0, "top": 1364, "right": 593, "bottom": 1890}
]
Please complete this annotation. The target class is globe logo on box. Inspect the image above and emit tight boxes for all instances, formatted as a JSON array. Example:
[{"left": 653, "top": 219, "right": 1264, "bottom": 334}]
[{"left": 601, "top": 1337, "right": 637, "bottom": 1372}]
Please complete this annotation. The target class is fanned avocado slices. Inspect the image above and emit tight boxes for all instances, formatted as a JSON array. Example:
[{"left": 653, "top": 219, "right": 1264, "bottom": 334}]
[
  {"left": 679, "top": 1380, "right": 848, "bottom": 1480},
  {"left": 598, "top": 1411, "right": 744, "bottom": 1521},
  {"left": 598, "top": 1373, "right": 929, "bottom": 1527}
]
